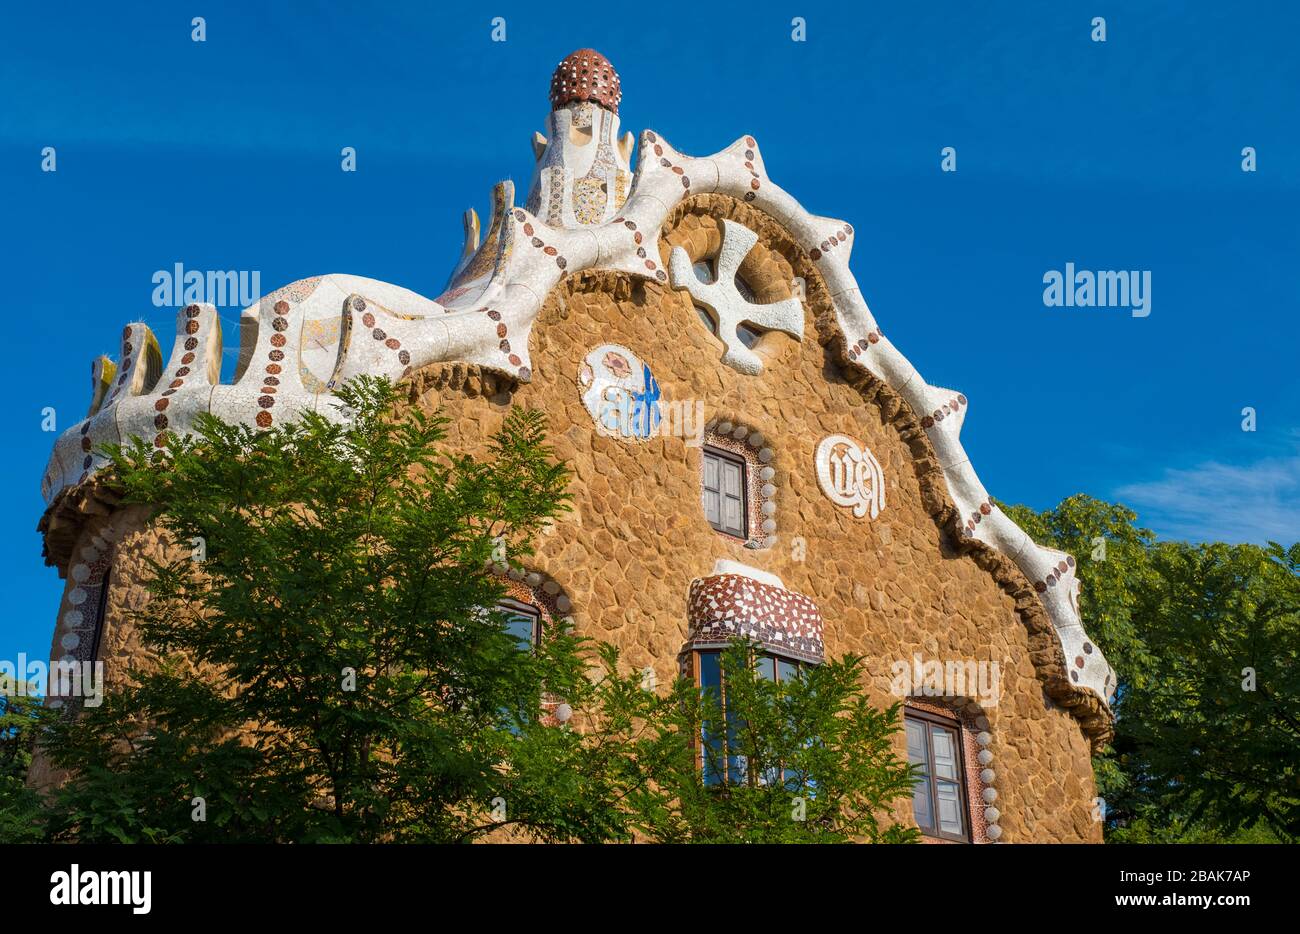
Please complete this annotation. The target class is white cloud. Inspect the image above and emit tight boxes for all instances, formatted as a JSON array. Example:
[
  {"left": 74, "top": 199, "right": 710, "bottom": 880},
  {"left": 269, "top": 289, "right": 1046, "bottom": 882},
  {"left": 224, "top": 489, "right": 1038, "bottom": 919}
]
[{"left": 1114, "top": 452, "right": 1300, "bottom": 544}]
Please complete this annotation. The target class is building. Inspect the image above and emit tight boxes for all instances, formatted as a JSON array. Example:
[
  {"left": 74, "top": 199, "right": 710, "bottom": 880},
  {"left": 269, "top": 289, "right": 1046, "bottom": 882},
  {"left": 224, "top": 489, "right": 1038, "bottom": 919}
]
[{"left": 35, "top": 49, "right": 1115, "bottom": 842}]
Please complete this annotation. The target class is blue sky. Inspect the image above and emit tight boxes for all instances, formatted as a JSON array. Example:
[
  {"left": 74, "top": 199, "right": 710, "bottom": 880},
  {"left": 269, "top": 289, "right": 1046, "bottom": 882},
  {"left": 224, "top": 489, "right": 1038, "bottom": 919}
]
[{"left": 1, "top": 1, "right": 1297, "bottom": 667}]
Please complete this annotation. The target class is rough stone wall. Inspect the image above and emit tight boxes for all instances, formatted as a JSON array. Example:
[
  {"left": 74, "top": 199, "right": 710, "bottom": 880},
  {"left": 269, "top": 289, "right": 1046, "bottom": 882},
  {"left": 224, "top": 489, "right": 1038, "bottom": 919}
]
[{"left": 32, "top": 195, "right": 1103, "bottom": 842}]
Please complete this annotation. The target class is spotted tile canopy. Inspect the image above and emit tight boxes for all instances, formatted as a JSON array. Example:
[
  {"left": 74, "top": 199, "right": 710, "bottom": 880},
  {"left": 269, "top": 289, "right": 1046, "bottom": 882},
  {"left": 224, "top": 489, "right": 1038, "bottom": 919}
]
[
  {"left": 550, "top": 48, "right": 621, "bottom": 114},
  {"left": 687, "top": 574, "right": 824, "bottom": 664}
]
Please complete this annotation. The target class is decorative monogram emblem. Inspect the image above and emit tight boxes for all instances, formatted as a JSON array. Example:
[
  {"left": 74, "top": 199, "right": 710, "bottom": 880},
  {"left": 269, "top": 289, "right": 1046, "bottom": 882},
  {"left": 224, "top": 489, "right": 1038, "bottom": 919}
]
[{"left": 815, "top": 434, "right": 886, "bottom": 519}]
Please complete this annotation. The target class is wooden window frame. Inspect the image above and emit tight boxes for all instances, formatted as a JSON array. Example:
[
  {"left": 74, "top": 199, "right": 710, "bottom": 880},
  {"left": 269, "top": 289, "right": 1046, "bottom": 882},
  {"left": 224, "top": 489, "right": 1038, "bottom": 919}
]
[
  {"left": 496, "top": 597, "right": 541, "bottom": 651},
  {"left": 701, "top": 444, "right": 749, "bottom": 540},
  {"left": 905, "top": 707, "right": 971, "bottom": 843},
  {"left": 692, "top": 647, "right": 808, "bottom": 787}
]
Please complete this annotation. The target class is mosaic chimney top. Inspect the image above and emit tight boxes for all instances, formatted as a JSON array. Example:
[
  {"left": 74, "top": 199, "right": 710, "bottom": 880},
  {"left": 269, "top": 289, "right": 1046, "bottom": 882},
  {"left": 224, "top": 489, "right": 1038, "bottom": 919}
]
[
  {"left": 526, "top": 48, "right": 634, "bottom": 227},
  {"left": 549, "top": 48, "right": 622, "bottom": 113}
]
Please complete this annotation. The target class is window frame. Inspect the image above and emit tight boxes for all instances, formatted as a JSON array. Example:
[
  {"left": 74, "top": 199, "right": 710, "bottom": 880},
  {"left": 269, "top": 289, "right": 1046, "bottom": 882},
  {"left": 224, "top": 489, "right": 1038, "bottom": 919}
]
[
  {"left": 88, "top": 568, "right": 110, "bottom": 664},
  {"left": 692, "top": 646, "right": 809, "bottom": 788},
  {"left": 700, "top": 444, "right": 749, "bottom": 540},
  {"left": 496, "top": 597, "right": 541, "bottom": 651},
  {"left": 689, "top": 258, "right": 763, "bottom": 345},
  {"left": 904, "top": 707, "right": 971, "bottom": 843}
]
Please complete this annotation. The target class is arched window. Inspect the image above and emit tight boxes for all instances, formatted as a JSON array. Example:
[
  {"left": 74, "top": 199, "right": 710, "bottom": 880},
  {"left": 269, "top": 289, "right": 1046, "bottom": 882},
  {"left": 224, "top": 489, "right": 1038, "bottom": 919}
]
[
  {"left": 702, "top": 445, "right": 747, "bottom": 538},
  {"left": 901, "top": 700, "right": 999, "bottom": 843},
  {"left": 698, "top": 421, "right": 778, "bottom": 547}
]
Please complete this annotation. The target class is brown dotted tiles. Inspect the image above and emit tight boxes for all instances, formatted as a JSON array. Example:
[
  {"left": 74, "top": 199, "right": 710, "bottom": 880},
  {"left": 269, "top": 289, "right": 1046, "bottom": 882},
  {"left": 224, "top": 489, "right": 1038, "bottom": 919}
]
[
  {"left": 611, "top": 216, "right": 668, "bottom": 282},
  {"left": 513, "top": 209, "right": 570, "bottom": 274},
  {"left": 808, "top": 223, "right": 853, "bottom": 261},
  {"left": 846, "top": 329, "right": 884, "bottom": 361},
  {"left": 644, "top": 137, "right": 691, "bottom": 192},
  {"left": 687, "top": 574, "right": 824, "bottom": 664},
  {"left": 1031, "top": 554, "right": 1077, "bottom": 590},
  {"left": 742, "top": 137, "right": 761, "bottom": 202},
  {"left": 550, "top": 48, "right": 622, "bottom": 114},
  {"left": 920, "top": 393, "right": 968, "bottom": 429},
  {"left": 345, "top": 293, "right": 411, "bottom": 380},
  {"left": 961, "top": 498, "right": 998, "bottom": 538}
]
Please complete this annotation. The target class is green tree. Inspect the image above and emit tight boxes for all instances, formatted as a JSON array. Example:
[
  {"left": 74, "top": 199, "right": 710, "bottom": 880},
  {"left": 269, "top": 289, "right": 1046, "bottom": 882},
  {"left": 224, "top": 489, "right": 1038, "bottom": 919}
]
[
  {"left": 629, "top": 640, "right": 920, "bottom": 843},
  {"left": 1002, "top": 495, "right": 1299, "bottom": 843},
  {"left": 998, "top": 495, "right": 1159, "bottom": 804},
  {"left": 1112, "top": 541, "right": 1298, "bottom": 841},
  {"left": 37, "top": 376, "right": 642, "bottom": 842},
  {"left": 0, "top": 675, "right": 54, "bottom": 842}
]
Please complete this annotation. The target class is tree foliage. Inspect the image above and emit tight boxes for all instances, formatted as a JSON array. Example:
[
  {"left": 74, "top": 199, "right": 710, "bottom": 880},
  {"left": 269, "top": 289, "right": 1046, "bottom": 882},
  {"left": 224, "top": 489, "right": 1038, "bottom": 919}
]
[
  {"left": 636, "top": 641, "right": 919, "bottom": 843},
  {"left": 1003, "top": 494, "right": 1298, "bottom": 842},
  {"left": 0, "top": 676, "right": 55, "bottom": 842}
]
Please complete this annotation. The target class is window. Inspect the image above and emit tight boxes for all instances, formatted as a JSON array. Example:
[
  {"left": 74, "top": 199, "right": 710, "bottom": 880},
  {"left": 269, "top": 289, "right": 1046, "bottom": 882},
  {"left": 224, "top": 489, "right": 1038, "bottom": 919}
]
[
  {"left": 88, "top": 569, "right": 110, "bottom": 664},
  {"left": 692, "top": 262, "right": 720, "bottom": 335},
  {"left": 496, "top": 598, "right": 543, "bottom": 734},
  {"left": 701, "top": 446, "right": 747, "bottom": 538},
  {"left": 905, "top": 709, "right": 970, "bottom": 841},
  {"left": 694, "top": 303, "right": 718, "bottom": 335},
  {"left": 696, "top": 648, "right": 808, "bottom": 787},
  {"left": 735, "top": 322, "right": 763, "bottom": 349},
  {"left": 497, "top": 597, "right": 540, "bottom": 650}
]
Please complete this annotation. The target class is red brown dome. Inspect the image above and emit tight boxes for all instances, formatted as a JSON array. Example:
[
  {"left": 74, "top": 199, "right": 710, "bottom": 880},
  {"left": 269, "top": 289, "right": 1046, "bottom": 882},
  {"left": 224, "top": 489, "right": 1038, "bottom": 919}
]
[{"left": 549, "top": 48, "right": 622, "bottom": 114}]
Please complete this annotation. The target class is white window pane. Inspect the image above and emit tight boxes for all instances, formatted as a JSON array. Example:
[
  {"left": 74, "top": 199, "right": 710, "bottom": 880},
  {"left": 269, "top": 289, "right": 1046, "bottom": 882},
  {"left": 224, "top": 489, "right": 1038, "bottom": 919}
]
[
  {"left": 703, "top": 454, "right": 719, "bottom": 490},
  {"left": 723, "top": 497, "right": 743, "bottom": 534},
  {"left": 931, "top": 727, "right": 959, "bottom": 780},
  {"left": 936, "top": 780, "right": 964, "bottom": 835},
  {"left": 905, "top": 719, "right": 927, "bottom": 765},
  {"left": 703, "top": 489, "right": 720, "bottom": 524},
  {"left": 912, "top": 775, "right": 933, "bottom": 830},
  {"left": 722, "top": 461, "right": 743, "bottom": 496}
]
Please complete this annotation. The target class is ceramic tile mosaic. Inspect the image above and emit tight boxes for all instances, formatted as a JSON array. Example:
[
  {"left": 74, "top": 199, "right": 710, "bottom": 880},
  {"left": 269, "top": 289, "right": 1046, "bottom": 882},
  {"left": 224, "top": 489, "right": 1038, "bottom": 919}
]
[{"left": 686, "top": 572, "right": 824, "bottom": 664}]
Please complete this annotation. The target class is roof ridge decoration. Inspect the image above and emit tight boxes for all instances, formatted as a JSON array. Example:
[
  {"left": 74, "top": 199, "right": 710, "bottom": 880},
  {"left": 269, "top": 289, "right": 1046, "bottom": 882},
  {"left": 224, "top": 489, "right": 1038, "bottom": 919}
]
[{"left": 39, "top": 49, "right": 1116, "bottom": 718}]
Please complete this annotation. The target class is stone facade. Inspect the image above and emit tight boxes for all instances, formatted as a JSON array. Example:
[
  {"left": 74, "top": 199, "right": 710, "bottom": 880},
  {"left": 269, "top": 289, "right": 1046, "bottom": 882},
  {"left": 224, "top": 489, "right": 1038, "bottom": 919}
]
[{"left": 34, "top": 50, "right": 1109, "bottom": 842}]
